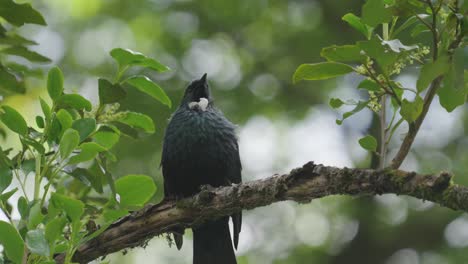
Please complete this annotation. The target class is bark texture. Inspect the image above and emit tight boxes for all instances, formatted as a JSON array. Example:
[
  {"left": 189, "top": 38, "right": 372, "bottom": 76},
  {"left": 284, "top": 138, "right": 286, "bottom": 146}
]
[{"left": 56, "top": 162, "right": 468, "bottom": 263}]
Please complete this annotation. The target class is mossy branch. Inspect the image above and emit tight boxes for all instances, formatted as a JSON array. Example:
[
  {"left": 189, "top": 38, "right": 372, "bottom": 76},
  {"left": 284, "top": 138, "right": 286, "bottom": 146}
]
[{"left": 56, "top": 162, "right": 467, "bottom": 263}]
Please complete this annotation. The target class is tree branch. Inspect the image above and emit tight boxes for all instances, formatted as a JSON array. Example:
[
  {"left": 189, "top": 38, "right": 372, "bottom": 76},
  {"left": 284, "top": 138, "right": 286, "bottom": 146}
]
[
  {"left": 390, "top": 76, "right": 443, "bottom": 169},
  {"left": 54, "top": 161, "right": 468, "bottom": 264}
]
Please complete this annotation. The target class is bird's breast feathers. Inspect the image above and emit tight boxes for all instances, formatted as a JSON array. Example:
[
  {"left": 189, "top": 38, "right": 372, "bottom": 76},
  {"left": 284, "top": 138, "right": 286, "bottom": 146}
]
[{"left": 164, "top": 106, "right": 238, "bottom": 158}]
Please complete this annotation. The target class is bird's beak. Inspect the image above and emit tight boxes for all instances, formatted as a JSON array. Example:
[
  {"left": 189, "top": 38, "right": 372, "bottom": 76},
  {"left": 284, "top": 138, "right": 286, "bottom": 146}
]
[
  {"left": 197, "top": 73, "right": 210, "bottom": 99},
  {"left": 200, "top": 73, "right": 207, "bottom": 84}
]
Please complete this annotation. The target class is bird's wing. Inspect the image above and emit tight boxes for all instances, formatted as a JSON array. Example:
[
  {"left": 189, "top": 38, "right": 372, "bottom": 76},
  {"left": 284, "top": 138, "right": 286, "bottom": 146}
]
[{"left": 229, "top": 140, "right": 242, "bottom": 249}]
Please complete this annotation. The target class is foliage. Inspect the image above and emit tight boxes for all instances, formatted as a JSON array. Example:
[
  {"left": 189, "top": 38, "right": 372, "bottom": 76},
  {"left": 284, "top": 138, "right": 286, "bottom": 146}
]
[
  {"left": 0, "top": 2, "right": 171, "bottom": 263},
  {"left": 0, "top": 0, "right": 466, "bottom": 263},
  {"left": 294, "top": 0, "right": 466, "bottom": 166}
]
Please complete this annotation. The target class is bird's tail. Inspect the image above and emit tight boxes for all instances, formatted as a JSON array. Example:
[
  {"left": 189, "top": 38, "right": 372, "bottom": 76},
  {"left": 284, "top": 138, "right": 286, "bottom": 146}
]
[{"left": 193, "top": 217, "right": 237, "bottom": 264}]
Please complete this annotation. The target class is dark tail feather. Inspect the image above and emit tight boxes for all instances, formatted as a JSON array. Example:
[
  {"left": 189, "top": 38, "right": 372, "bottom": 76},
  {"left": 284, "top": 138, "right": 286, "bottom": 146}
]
[
  {"left": 232, "top": 212, "right": 242, "bottom": 249},
  {"left": 193, "top": 217, "right": 237, "bottom": 264},
  {"left": 173, "top": 232, "right": 184, "bottom": 250}
]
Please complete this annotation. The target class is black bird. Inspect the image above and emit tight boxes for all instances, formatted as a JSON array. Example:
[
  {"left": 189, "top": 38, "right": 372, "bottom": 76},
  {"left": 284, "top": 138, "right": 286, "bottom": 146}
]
[{"left": 161, "top": 74, "right": 242, "bottom": 264}]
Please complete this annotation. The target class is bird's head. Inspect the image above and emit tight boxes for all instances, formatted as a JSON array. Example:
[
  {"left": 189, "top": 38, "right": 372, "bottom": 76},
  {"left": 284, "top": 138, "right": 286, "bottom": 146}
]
[{"left": 181, "top": 73, "right": 212, "bottom": 111}]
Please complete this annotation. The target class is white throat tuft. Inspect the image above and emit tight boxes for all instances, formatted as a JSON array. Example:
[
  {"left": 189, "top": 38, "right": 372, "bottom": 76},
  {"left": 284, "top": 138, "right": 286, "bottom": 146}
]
[{"left": 188, "top": 97, "right": 209, "bottom": 111}]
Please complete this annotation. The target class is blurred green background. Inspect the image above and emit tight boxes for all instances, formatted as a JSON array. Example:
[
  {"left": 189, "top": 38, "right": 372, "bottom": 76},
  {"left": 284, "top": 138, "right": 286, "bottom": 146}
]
[{"left": 1, "top": 0, "right": 468, "bottom": 263}]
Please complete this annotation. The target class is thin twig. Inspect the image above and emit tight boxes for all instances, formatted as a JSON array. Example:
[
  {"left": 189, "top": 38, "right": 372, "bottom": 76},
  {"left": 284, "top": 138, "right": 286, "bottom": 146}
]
[
  {"left": 379, "top": 23, "right": 390, "bottom": 169},
  {"left": 362, "top": 64, "right": 400, "bottom": 105},
  {"left": 13, "top": 169, "right": 29, "bottom": 201},
  {"left": 412, "top": 12, "right": 433, "bottom": 31},
  {"left": 390, "top": 76, "right": 444, "bottom": 168},
  {"left": 386, "top": 118, "right": 404, "bottom": 145},
  {"left": 379, "top": 95, "right": 387, "bottom": 168},
  {"left": 382, "top": 73, "right": 402, "bottom": 105}
]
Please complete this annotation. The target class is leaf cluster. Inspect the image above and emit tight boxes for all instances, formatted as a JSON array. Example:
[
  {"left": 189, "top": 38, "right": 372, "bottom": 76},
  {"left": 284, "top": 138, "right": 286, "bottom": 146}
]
[
  {"left": 294, "top": 0, "right": 466, "bottom": 154},
  {"left": 0, "top": 3, "right": 170, "bottom": 261}
]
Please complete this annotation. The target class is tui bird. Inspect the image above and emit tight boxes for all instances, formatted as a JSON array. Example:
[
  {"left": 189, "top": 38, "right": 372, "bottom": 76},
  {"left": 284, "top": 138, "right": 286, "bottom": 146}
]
[{"left": 161, "top": 73, "right": 242, "bottom": 264}]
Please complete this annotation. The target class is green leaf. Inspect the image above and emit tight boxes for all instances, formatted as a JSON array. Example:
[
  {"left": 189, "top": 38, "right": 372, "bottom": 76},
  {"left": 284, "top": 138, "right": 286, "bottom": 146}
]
[
  {"left": 47, "top": 67, "right": 64, "bottom": 101},
  {"left": 54, "top": 243, "right": 67, "bottom": 254},
  {"left": 320, "top": 45, "right": 365, "bottom": 62},
  {"left": 0, "top": 188, "right": 17, "bottom": 203},
  {"left": 329, "top": 98, "right": 345, "bottom": 109},
  {"left": 358, "top": 36, "right": 398, "bottom": 71},
  {"left": 359, "top": 135, "right": 378, "bottom": 151},
  {"left": 0, "top": 66, "right": 25, "bottom": 95},
  {"left": 25, "top": 229, "right": 50, "bottom": 256},
  {"left": 0, "top": 128, "right": 6, "bottom": 139},
  {"left": 56, "top": 109, "right": 73, "bottom": 132},
  {"left": 392, "top": 16, "right": 419, "bottom": 37},
  {"left": 116, "top": 112, "right": 155, "bottom": 133},
  {"left": 89, "top": 162, "right": 106, "bottom": 193},
  {"left": 66, "top": 108, "right": 80, "bottom": 120},
  {"left": 68, "top": 142, "right": 106, "bottom": 165},
  {"left": 27, "top": 202, "right": 44, "bottom": 230},
  {"left": 98, "top": 78, "right": 127, "bottom": 105},
  {"left": 35, "top": 116, "right": 44, "bottom": 129},
  {"left": 411, "top": 24, "right": 429, "bottom": 37},
  {"left": 67, "top": 170, "right": 91, "bottom": 187},
  {"left": 336, "top": 101, "right": 369, "bottom": 125},
  {"left": 382, "top": 39, "right": 418, "bottom": 53},
  {"left": 293, "top": 62, "right": 354, "bottom": 83},
  {"left": 417, "top": 57, "right": 450, "bottom": 92},
  {"left": 0, "top": 167, "right": 12, "bottom": 194},
  {"left": 358, "top": 79, "right": 381, "bottom": 91},
  {"left": 103, "top": 209, "right": 129, "bottom": 222},
  {"left": 93, "top": 129, "right": 120, "bottom": 149},
  {"left": 0, "top": 0, "right": 46, "bottom": 26},
  {"left": 56, "top": 94, "right": 92, "bottom": 111},
  {"left": 21, "top": 137, "right": 45, "bottom": 154},
  {"left": 437, "top": 49, "right": 466, "bottom": 112},
  {"left": 0, "top": 147, "right": 12, "bottom": 168},
  {"left": 45, "top": 217, "right": 66, "bottom": 250},
  {"left": 2, "top": 46, "right": 50, "bottom": 63},
  {"left": 0, "top": 148, "right": 11, "bottom": 168},
  {"left": 438, "top": 81, "right": 466, "bottom": 112},
  {"left": 50, "top": 193, "right": 84, "bottom": 223},
  {"left": 400, "top": 96, "right": 423, "bottom": 122},
  {"left": 5, "top": 62, "right": 43, "bottom": 78},
  {"left": 110, "top": 48, "right": 170, "bottom": 72},
  {"left": 39, "top": 98, "right": 52, "bottom": 122},
  {"left": 69, "top": 166, "right": 103, "bottom": 193},
  {"left": 59, "top": 129, "right": 80, "bottom": 160},
  {"left": 21, "top": 159, "right": 36, "bottom": 176},
  {"left": 70, "top": 216, "right": 84, "bottom": 242},
  {"left": 125, "top": 76, "right": 171, "bottom": 108},
  {"left": 362, "top": 0, "right": 393, "bottom": 27},
  {"left": 0, "top": 220, "right": 24, "bottom": 264},
  {"left": 115, "top": 174, "right": 156, "bottom": 208},
  {"left": 71, "top": 118, "right": 96, "bottom": 141},
  {"left": 0, "top": 33, "right": 37, "bottom": 46},
  {"left": 17, "top": 197, "right": 28, "bottom": 219},
  {"left": 342, "top": 13, "right": 373, "bottom": 39},
  {"left": 134, "top": 59, "right": 171, "bottom": 73},
  {"left": 48, "top": 117, "right": 62, "bottom": 142},
  {"left": 0, "top": 105, "right": 28, "bottom": 136}
]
